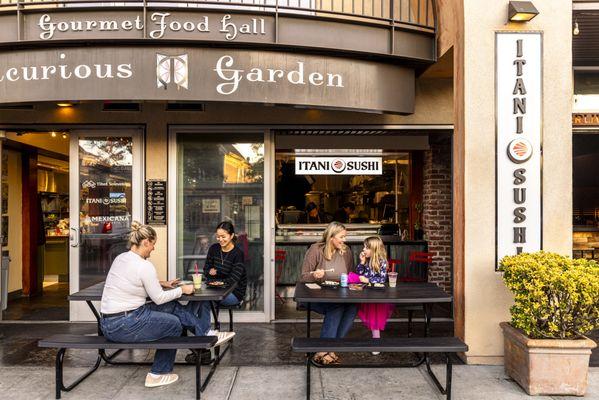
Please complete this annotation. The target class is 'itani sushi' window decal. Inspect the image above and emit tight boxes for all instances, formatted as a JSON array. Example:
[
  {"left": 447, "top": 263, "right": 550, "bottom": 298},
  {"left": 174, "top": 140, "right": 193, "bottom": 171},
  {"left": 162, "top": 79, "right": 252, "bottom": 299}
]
[{"left": 496, "top": 32, "right": 542, "bottom": 268}]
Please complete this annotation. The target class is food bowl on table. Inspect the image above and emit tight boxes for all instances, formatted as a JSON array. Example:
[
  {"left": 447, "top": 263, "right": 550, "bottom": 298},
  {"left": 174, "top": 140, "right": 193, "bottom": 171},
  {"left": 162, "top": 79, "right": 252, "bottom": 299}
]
[
  {"left": 206, "top": 280, "right": 227, "bottom": 288},
  {"left": 348, "top": 283, "right": 365, "bottom": 291}
]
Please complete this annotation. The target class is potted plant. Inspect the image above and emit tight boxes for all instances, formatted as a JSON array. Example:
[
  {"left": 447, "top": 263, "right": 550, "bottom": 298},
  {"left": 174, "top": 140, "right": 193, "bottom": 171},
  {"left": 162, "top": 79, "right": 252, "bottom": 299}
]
[{"left": 499, "top": 251, "right": 599, "bottom": 396}]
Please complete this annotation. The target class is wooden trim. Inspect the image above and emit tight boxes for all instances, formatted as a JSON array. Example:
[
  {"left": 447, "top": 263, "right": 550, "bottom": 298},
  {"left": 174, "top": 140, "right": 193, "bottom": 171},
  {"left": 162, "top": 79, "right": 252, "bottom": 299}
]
[
  {"left": 409, "top": 151, "right": 424, "bottom": 239},
  {"left": 453, "top": 14, "right": 466, "bottom": 345},
  {"left": 21, "top": 151, "right": 41, "bottom": 296}
]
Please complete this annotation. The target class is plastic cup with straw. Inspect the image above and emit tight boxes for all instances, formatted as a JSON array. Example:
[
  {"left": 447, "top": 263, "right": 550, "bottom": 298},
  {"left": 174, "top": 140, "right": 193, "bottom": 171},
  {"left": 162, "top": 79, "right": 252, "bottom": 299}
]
[
  {"left": 388, "top": 261, "right": 398, "bottom": 288},
  {"left": 192, "top": 262, "right": 202, "bottom": 291}
]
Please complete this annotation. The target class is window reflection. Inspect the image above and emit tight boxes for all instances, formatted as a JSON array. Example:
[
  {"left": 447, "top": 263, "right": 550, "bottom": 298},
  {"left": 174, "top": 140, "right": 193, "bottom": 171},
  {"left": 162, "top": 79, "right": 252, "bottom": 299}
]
[
  {"left": 78, "top": 137, "right": 133, "bottom": 289},
  {"left": 177, "top": 133, "right": 264, "bottom": 311}
]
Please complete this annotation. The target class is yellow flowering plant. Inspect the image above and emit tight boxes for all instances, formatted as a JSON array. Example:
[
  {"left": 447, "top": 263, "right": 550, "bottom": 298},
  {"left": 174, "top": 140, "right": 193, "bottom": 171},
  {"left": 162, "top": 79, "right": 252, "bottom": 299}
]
[{"left": 499, "top": 251, "right": 599, "bottom": 339}]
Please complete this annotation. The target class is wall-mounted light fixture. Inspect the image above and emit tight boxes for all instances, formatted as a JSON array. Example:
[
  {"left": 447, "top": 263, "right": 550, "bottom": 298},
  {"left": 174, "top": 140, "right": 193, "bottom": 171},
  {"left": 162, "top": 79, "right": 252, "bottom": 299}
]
[
  {"left": 508, "top": 1, "right": 539, "bottom": 22},
  {"left": 573, "top": 20, "right": 580, "bottom": 36}
]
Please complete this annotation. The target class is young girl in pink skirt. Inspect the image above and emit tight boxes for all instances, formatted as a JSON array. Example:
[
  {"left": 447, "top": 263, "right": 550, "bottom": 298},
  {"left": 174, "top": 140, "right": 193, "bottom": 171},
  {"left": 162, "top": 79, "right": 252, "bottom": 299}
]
[{"left": 348, "top": 236, "right": 394, "bottom": 354}]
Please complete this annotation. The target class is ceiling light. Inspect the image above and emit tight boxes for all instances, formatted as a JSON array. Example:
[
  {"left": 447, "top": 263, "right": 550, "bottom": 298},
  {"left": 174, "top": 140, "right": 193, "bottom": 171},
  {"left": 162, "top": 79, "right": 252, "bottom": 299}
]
[
  {"left": 51, "top": 131, "right": 57, "bottom": 137},
  {"left": 57, "top": 102, "right": 74, "bottom": 107},
  {"left": 508, "top": 1, "right": 539, "bottom": 22}
]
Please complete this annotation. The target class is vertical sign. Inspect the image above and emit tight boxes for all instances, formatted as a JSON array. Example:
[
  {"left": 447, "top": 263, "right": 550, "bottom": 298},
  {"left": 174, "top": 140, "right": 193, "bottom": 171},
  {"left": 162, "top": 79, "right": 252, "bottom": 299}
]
[
  {"left": 146, "top": 180, "right": 167, "bottom": 225},
  {"left": 496, "top": 32, "right": 542, "bottom": 268}
]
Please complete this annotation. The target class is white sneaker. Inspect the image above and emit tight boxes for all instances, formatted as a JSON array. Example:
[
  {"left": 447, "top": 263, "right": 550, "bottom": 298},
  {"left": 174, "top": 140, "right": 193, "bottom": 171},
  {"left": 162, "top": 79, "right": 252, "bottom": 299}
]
[
  {"left": 214, "top": 331, "right": 235, "bottom": 347},
  {"left": 371, "top": 351, "right": 381, "bottom": 356},
  {"left": 206, "top": 329, "right": 219, "bottom": 336},
  {"left": 145, "top": 373, "right": 179, "bottom": 388}
]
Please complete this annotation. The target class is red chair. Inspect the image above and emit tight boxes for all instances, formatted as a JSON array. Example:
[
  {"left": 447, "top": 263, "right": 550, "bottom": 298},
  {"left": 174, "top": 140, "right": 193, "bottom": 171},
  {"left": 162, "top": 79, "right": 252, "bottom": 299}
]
[
  {"left": 406, "top": 251, "right": 434, "bottom": 282},
  {"left": 275, "top": 249, "right": 287, "bottom": 304}
]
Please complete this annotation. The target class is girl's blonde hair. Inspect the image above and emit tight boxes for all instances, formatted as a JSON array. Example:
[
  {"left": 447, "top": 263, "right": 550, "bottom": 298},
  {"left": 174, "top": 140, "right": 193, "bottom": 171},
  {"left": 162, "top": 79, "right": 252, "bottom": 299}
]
[
  {"left": 128, "top": 221, "right": 157, "bottom": 249},
  {"left": 320, "top": 221, "right": 347, "bottom": 260},
  {"left": 364, "top": 236, "right": 387, "bottom": 273}
]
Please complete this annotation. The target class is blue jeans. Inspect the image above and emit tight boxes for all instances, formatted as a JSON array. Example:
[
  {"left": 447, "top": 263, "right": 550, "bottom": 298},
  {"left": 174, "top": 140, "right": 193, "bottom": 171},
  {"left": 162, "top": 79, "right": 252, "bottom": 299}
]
[
  {"left": 309, "top": 303, "right": 358, "bottom": 338},
  {"left": 192, "top": 293, "right": 241, "bottom": 332},
  {"left": 100, "top": 301, "right": 202, "bottom": 374}
]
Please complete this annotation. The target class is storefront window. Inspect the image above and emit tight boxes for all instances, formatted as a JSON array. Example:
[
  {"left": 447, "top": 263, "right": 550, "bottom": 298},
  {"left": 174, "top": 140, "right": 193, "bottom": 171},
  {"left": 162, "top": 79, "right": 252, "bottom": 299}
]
[
  {"left": 275, "top": 152, "right": 410, "bottom": 230},
  {"left": 573, "top": 134, "right": 599, "bottom": 260},
  {"left": 176, "top": 133, "right": 264, "bottom": 311}
]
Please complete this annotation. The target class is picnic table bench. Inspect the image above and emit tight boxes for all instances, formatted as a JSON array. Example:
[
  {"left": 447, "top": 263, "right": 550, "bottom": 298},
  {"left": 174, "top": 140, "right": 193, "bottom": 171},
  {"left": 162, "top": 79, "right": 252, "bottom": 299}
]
[
  {"left": 39, "top": 335, "right": 216, "bottom": 400},
  {"left": 292, "top": 336, "right": 468, "bottom": 400}
]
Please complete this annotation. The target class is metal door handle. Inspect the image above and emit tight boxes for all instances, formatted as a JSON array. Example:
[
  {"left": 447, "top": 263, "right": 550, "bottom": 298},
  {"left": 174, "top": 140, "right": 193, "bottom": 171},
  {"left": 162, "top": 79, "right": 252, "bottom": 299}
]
[{"left": 70, "top": 227, "right": 80, "bottom": 247}]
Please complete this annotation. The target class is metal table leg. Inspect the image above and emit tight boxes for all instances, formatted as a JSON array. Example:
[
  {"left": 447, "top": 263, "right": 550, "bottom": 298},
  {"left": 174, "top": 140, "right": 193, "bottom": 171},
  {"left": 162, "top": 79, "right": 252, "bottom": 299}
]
[
  {"left": 306, "top": 303, "right": 311, "bottom": 338},
  {"left": 210, "top": 301, "right": 221, "bottom": 331},
  {"left": 423, "top": 303, "right": 432, "bottom": 337}
]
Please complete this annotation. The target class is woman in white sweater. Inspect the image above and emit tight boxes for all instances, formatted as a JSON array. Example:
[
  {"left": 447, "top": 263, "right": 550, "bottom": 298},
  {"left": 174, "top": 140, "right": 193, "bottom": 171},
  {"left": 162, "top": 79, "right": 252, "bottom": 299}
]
[{"left": 99, "top": 221, "right": 233, "bottom": 388}]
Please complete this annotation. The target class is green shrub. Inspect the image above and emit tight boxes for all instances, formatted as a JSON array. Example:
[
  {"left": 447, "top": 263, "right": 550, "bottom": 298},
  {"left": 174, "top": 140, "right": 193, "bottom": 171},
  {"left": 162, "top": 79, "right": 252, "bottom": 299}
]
[{"left": 499, "top": 251, "right": 599, "bottom": 339}]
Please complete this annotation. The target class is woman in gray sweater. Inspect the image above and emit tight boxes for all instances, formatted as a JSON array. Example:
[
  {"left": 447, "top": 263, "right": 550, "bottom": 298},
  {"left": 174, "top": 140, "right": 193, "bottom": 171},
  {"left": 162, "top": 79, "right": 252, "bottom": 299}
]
[{"left": 300, "top": 221, "right": 358, "bottom": 364}]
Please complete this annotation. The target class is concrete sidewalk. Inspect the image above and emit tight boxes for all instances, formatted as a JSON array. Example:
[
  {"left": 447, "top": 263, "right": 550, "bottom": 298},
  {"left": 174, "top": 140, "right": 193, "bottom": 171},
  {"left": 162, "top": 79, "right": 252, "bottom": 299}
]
[{"left": 0, "top": 364, "right": 597, "bottom": 399}]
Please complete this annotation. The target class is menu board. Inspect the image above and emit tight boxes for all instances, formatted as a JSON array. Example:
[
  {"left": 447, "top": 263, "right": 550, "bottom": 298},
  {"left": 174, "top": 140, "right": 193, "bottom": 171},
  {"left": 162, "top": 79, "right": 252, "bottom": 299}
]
[{"left": 146, "top": 180, "right": 167, "bottom": 225}]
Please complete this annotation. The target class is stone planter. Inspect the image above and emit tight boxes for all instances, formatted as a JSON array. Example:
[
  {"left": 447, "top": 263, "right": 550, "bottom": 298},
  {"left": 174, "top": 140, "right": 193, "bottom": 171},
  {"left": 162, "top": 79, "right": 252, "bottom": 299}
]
[{"left": 500, "top": 322, "right": 597, "bottom": 396}]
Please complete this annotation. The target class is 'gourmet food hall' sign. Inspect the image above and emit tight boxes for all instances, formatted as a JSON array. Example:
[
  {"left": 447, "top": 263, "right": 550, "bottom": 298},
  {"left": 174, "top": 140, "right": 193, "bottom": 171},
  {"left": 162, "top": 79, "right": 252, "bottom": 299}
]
[
  {"left": 38, "top": 12, "right": 265, "bottom": 41},
  {"left": 0, "top": 47, "right": 414, "bottom": 113},
  {"left": 495, "top": 32, "right": 542, "bottom": 267}
]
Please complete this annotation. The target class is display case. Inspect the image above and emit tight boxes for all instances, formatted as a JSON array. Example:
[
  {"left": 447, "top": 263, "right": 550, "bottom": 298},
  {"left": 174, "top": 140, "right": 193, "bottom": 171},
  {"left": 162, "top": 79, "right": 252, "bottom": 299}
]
[
  {"left": 40, "top": 192, "right": 69, "bottom": 236},
  {"left": 274, "top": 223, "right": 427, "bottom": 285}
]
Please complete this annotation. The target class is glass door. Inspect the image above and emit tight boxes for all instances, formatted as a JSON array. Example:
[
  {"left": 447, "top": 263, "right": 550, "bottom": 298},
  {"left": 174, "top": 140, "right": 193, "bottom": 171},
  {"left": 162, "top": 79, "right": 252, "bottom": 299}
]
[{"left": 69, "top": 129, "right": 143, "bottom": 321}]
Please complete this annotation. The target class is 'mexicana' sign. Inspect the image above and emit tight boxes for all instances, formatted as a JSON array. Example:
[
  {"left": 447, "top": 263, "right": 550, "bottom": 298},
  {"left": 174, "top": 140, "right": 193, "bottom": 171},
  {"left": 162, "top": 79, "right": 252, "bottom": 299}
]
[
  {"left": 295, "top": 157, "right": 383, "bottom": 175},
  {"left": 0, "top": 47, "right": 414, "bottom": 113},
  {"left": 496, "top": 32, "right": 542, "bottom": 267}
]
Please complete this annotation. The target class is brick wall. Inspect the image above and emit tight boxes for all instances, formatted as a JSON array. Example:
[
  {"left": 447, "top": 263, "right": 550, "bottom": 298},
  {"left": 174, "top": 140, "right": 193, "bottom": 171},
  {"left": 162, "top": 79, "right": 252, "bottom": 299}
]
[{"left": 422, "top": 137, "right": 453, "bottom": 293}]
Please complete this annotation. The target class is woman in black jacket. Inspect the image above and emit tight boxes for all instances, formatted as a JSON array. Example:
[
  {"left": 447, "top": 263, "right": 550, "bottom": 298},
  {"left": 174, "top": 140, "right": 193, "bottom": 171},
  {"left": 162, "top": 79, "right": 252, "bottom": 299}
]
[{"left": 203, "top": 221, "right": 247, "bottom": 305}]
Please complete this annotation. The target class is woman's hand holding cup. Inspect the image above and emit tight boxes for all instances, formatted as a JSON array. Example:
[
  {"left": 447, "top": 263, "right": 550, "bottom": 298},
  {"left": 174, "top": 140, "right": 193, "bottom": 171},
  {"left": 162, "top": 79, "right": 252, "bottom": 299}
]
[
  {"left": 313, "top": 269, "right": 325, "bottom": 279},
  {"left": 181, "top": 284, "right": 194, "bottom": 295}
]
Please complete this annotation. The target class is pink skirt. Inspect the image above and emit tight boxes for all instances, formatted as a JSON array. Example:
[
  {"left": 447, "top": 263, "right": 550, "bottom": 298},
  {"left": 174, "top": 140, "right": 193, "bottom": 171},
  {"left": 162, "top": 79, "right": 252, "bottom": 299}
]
[{"left": 358, "top": 303, "right": 394, "bottom": 331}]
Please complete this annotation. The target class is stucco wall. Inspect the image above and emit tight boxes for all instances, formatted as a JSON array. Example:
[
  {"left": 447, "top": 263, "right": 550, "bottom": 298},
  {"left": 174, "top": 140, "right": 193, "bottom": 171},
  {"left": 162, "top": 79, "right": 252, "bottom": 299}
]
[{"left": 460, "top": 0, "right": 572, "bottom": 364}]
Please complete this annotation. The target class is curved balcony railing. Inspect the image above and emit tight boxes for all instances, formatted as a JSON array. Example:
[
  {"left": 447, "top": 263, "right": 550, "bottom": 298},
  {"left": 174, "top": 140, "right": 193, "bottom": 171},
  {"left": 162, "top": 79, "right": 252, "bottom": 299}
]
[{"left": 0, "top": 0, "right": 435, "bottom": 32}]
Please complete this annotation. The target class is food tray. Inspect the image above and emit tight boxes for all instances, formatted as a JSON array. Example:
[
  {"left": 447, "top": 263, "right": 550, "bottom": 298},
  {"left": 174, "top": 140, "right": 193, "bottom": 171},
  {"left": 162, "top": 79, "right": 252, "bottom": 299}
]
[{"left": 319, "top": 281, "right": 340, "bottom": 289}]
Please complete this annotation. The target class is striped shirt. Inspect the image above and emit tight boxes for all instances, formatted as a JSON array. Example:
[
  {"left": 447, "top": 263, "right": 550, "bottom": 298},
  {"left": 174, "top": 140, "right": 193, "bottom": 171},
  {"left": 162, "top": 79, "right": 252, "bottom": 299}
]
[{"left": 203, "top": 243, "right": 247, "bottom": 302}]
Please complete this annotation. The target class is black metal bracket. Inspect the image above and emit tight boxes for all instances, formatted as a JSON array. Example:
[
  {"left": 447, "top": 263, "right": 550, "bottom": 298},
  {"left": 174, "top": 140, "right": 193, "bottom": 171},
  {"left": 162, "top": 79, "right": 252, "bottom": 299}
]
[
  {"left": 424, "top": 353, "right": 453, "bottom": 400},
  {"left": 54, "top": 348, "right": 102, "bottom": 399}
]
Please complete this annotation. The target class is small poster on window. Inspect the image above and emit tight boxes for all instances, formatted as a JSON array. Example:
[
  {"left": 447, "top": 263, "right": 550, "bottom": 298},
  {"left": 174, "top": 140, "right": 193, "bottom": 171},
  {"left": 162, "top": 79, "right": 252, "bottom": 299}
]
[
  {"left": 202, "top": 199, "right": 220, "bottom": 213},
  {"left": 242, "top": 196, "right": 253, "bottom": 206}
]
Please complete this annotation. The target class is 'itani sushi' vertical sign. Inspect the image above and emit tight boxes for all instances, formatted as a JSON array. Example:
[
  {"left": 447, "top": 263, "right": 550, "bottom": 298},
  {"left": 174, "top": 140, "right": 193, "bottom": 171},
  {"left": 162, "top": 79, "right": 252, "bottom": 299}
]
[{"left": 496, "top": 32, "right": 542, "bottom": 268}]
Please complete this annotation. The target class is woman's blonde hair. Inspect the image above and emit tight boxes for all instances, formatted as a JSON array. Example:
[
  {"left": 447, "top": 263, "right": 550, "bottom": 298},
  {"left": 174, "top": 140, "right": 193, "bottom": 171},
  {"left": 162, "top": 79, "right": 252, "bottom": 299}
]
[
  {"left": 320, "top": 221, "right": 347, "bottom": 260},
  {"left": 128, "top": 221, "right": 157, "bottom": 249},
  {"left": 364, "top": 236, "right": 387, "bottom": 273}
]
